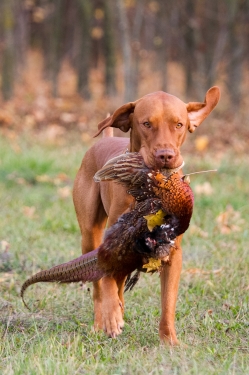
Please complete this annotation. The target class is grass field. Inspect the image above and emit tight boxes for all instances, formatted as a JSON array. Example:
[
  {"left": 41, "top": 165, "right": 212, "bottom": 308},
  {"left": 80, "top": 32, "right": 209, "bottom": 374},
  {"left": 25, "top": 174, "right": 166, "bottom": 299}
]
[{"left": 0, "top": 132, "right": 248, "bottom": 374}]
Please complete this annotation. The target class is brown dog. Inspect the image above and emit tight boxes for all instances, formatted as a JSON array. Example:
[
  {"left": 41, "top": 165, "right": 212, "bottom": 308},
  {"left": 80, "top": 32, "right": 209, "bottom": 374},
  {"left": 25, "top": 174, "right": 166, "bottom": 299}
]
[{"left": 73, "top": 87, "right": 220, "bottom": 345}]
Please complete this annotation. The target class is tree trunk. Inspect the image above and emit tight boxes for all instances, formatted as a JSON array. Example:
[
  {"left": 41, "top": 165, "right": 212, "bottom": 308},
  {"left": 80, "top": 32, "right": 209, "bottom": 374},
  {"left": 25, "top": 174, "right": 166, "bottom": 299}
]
[
  {"left": 1, "top": 0, "right": 15, "bottom": 101},
  {"left": 155, "top": 0, "right": 173, "bottom": 92},
  {"left": 226, "top": 0, "right": 245, "bottom": 108},
  {"left": 14, "top": 0, "right": 29, "bottom": 74},
  {"left": 103, "top": 0, "right": 117, "bottom": 97},
  {"left": 129, "top": 0, "right": 144, "bottom": 98},
  {"left": 116, "top": 0, "right": 132, "bottom": 102},
  {"left": 77, "top": 0, "right": 92, "bottom": 99},
  {"left": 49, "top": 0, "right": 65, "bottom": 97},
  {"left": 182, "top": 0, "right": 196, "bottom": 97}
]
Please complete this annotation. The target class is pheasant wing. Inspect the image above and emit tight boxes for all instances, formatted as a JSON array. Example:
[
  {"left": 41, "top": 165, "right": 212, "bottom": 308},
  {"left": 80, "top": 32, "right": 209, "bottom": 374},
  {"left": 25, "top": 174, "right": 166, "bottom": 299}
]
[
  {"left": 94, "top": 152, "right": 156, "bottom": 201},
  {"left": 94, "top": 152, "right": 147, "bottom": 182}
]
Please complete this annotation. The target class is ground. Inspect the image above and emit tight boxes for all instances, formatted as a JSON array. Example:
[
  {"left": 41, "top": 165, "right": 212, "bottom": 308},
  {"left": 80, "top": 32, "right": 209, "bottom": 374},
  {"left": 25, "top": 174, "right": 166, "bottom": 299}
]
[{"left": 0, "top": 131, "right": 248, "bottom": 374}]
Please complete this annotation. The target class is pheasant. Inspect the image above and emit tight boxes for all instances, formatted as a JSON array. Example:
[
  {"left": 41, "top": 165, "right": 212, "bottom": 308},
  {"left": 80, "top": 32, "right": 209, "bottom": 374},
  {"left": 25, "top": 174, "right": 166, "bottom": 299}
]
[{"left": 21, "top": 152, "right": 194, "bottom": 308}]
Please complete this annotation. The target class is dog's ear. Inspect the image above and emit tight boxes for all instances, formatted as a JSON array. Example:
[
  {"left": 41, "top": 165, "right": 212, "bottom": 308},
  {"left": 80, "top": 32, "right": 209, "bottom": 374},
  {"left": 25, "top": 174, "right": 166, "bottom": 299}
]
[
  {"left": 186, "top": 86, "right": 220, "bottom": 133},
  {"left": 94, "top": 101, "right": 138, "bottom": 137}
]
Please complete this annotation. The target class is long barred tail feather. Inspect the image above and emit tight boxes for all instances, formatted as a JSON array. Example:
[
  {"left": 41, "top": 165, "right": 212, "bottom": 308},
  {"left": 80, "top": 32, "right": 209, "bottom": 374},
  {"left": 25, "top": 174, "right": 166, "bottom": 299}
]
[{"left": 21, "top": 248, "right": 103, "bottom": 310}]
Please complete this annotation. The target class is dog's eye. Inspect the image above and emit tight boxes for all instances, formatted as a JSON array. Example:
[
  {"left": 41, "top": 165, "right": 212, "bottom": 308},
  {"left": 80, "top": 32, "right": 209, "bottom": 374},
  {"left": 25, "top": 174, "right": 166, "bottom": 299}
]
[
  {"left": 176, "top": 123, "right": 183, "bottom": 129},
  {"left": 143, "top": 121, "right": 151, "bottom": 128}
]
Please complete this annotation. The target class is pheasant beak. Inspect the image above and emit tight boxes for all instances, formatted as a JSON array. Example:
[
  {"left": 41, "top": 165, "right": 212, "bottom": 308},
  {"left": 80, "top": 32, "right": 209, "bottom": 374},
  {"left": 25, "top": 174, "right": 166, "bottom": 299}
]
[{"left": 182, "top": 175, "right": 191, "bottom": 184}]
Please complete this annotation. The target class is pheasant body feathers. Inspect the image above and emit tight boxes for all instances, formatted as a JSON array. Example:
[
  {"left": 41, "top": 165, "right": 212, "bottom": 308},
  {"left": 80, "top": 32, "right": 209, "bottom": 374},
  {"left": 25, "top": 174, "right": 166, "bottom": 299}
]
[{"left": 21, "top": 152, "right": 194, "bottom": 307}]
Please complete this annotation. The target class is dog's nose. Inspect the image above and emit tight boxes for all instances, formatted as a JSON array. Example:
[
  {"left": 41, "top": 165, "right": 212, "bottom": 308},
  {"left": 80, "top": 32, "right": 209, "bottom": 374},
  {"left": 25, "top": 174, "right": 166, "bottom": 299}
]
[{"left": 155, "top": 149, "right": 176, "bottom": 168}]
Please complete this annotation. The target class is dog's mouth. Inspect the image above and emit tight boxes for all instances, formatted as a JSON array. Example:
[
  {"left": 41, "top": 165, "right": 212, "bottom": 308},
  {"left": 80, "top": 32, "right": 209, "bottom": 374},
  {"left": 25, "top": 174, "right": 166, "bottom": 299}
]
[
  {"left": 142, "top": 157, "right": 184, "bottom": 171},
  {"left": 161, "top": 161, "right": 185, "bottom": 177},
  {"left": 139, "top": 147, "right": 184, "bottom": 174}
]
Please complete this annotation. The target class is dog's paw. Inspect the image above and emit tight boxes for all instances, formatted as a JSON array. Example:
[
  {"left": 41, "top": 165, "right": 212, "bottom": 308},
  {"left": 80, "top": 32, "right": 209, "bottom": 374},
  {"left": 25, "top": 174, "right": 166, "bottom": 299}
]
[
  {"left": 102, "top": 299, "right": 124, "bottom": 338},
  {"left": 159, "top": 324, "right": 179, "bottom": 346},
  {"left": 92, "top": 293, "right": 104, "bottom": 332},
  {"left": 159, "top": 334, "right": 180, "bottom": 346}
]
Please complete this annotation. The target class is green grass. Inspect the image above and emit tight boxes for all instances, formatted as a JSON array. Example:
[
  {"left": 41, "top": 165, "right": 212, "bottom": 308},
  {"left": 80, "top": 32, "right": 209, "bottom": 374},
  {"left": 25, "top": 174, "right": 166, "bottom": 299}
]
[{"left": 0, "top": 133, "right": 248, "bottom": 374}]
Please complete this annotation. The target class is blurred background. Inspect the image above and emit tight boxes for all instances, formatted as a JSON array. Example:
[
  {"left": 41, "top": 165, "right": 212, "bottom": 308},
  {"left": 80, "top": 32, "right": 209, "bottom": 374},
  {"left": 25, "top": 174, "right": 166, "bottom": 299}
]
[
  {"left": 0, "top": 0, "right": 249, "bottom": 151},
  {"left": 1, "top": 2, "right": 249, "bottom": 370}
]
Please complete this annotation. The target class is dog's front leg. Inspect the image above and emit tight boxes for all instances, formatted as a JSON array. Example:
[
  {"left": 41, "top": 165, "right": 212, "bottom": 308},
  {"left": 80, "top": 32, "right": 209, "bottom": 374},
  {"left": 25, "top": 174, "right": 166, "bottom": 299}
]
[
  {"left": 99, "top": 276, "right": 125, "bottom": 338},
  {"left": 92, "top": 279, "right": 104, "bottom": 331},
  {"left": 159, "top": 236, "right": 183, "bottom": 346}
]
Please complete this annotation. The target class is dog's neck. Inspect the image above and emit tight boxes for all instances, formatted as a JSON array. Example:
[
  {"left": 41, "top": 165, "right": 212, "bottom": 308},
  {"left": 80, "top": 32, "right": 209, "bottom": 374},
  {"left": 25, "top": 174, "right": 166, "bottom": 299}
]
[{"left": 129, "top": 128, "right": 141, "bottom": 153}]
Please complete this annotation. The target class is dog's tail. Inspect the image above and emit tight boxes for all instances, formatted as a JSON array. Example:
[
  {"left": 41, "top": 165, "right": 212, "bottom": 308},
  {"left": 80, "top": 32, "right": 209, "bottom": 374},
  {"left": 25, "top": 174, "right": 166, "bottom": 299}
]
[
  {"left": 102, "top": 127, "right": 113, "bottom": 138},
  {"left": 102, "top": 113, "right": 113, "bottom": 137}
]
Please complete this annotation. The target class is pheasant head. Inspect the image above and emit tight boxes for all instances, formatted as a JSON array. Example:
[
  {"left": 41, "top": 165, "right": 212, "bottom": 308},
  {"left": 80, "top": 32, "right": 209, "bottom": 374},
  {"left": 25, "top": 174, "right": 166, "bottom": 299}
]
[{"left": 150, "top": 171, "right": 194, "bottom": 235}]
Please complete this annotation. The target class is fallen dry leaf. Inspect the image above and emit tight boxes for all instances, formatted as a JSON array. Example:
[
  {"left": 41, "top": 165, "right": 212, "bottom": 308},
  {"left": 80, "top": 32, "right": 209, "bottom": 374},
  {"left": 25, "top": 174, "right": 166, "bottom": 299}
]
[
  {"left": 36, "top": 173, "right": 70, "bottom": 185},
  {"left": 53, "top": 173, "right": 70, "bottom": 185},
  {"left": 44, "top": 124, "right": 65, "bottom": 142},
  {"left": 81, "top": 132, "right": 92, "bottom": 144},
  {"left": 7, "top": 173, "right": 27, "bottom": 185},
  {"left": 0, "top": 109, "right": 13, "bottom": 126},
  {"left": 16, "top": 177, "right": 27, "bottom": 185},
  {"left": 194, "top": 182, "right": 214, "bottom": 195},
  {"left": 36, "top": 174, "right": 52, "bottom": 183},
  {"left": 201, "top": 309, "right": 214, "bottom": 320},
  {"left": 57, "top": 186, "right": 71, "bottom": 199},
  {"left": 91, "top": 26, "right": 104, "bottom": 40},
  {"left": 206, "top": 280, "right": 215, "bottom": 287},
  {"left": 183, "top": 268, "right": 223, "bottom": 275},
  {"left": 216, "top": 205, "right": 244, "bottom": 234},
  {"left": 0, "top": 273, "right": 13, "bottom": 282},
  {"left": 33, "top": 108, "right": 46, "bottom": 122},
  {"left": 2, "top": 129, "right": 22, "bottom": 153},
  {"left": 222, "top": 303, "right": 232, "bottom": 310},
  {"left": 24, "top": 114, "right": 36, "bottom": 129},
  {"left": 195, "top": 135, "right": 209, "bottom": 152},
  {"left": 189, "top": 225, "right": 209, "bottom": 238},
  {"left": 60, "top": 112, "right": 76, "bottom": 123},
  {"left": 1, "top": 240, "right": 10, "bottom": 252},
  {"left": 0, "top": 240, "right": 12, "bottom": 269},
  {"left": 22, "top": 206, "right": 36, "bottom": 218}
]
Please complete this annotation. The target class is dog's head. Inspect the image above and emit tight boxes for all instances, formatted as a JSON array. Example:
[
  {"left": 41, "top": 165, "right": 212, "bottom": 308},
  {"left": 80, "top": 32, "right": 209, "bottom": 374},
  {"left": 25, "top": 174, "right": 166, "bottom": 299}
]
[{"left": 95, "top": 87, "right": 220, "bottom": 170}]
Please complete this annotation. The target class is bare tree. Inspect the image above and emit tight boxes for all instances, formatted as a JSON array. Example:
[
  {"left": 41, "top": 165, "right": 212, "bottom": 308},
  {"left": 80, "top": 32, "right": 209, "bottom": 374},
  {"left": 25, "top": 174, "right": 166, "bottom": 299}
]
[
  {"left": 1, "top": 0, "right": 15, "bottom": 100},
  {"left": 129, "top": 0, "right": 144, "bottom": 98},
  {"left": 116, "top": 0, "right": 132, "bottom": 102},
  {"left": 0, "top": 0, "right": 249, "bottom": 111},
  {"left": 226, "top": 0, "right": 246, "bottom": 108},
  {"left": 103, "top": 0, "right": 117, "bottom": 97},
  {"left": 77, "top": 0, "right": 92, "bottom": 99}
]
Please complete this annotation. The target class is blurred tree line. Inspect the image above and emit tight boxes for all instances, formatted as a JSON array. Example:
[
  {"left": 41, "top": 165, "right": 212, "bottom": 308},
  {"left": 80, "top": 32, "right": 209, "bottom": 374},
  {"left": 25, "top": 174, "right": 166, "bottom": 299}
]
[{"left": 0, "top": 0, "right": 249, "bottom": 106}]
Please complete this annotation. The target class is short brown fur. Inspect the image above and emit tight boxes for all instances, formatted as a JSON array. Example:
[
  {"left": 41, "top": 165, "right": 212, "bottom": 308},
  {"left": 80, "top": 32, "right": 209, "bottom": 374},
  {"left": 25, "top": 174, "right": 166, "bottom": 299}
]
[{"left": 73, "top": 87, "right": 220, "bottom": 344}]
